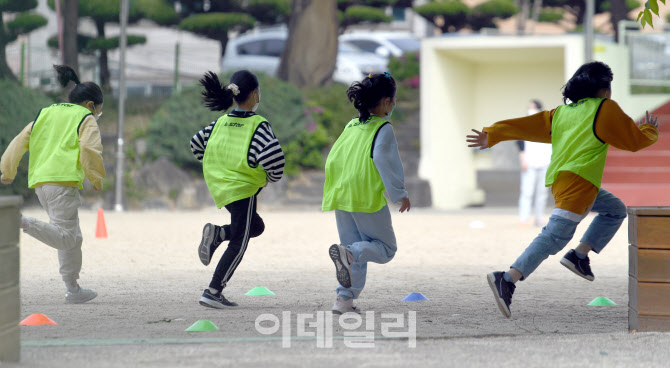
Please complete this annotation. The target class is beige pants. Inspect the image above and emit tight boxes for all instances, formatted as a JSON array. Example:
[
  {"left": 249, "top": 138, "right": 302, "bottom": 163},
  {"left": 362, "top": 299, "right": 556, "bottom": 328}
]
[{"left": 25, "top": 185, "right": 83, "bottom": 283}]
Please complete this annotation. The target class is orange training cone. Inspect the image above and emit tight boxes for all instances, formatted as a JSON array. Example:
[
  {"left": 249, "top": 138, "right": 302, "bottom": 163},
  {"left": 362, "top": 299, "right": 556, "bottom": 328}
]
[
  {"left": 20, "top": 313, "right": 57, "bottom": 326},
  {"left": 96, "top": 208, "right": 108, "bottom": 238}
]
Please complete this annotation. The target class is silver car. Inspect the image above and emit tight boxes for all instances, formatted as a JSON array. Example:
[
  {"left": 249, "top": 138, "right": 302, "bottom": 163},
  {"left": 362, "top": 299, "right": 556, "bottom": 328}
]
[{"left": 221, "top": 29, "right": 388, "bottom": 84}]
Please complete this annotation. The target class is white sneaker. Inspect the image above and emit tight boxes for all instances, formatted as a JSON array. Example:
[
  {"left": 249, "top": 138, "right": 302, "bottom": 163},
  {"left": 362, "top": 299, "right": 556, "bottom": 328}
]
[
  {"left": 332, "top": 296, "right": 358, "bottom": 315},
  {"left": 65, "top": 287, "right": 97, "bottom": 304},
  {"left": 329, "top": 244, "right": 353, "bottom": 288}
]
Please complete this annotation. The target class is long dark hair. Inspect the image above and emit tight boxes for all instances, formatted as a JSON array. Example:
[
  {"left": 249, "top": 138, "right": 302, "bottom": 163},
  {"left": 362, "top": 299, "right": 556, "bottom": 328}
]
[
  {"left": 199, "top": 70, "right": 259, "bottom": 111},
  {"left": 53, "top": 65, "right": 103, "bottom": 105},
  {"left": 562, "top": 61, "right": 613, "bottom": 104},
  {"left": 346, "top": 73, "right": 396, "bottom": 122}
]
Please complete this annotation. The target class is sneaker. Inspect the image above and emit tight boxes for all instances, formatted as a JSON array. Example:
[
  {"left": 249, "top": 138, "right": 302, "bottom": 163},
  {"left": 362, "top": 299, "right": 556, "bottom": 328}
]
[
  {"left": 332, "top": 296, "right": 358, "bottom": 315},
  {"left": 487, "top": 271, "right": 515, "bottom": 318},
  {"left": 199, "top": 289, "right": 237, "bottom": 309},
  {"left": 329, "top": 244, "right": 353, "bottom": 288},
  {"left": 560, "top": 249, "right": 595, "bottom": 281},
  {"left": 198, "top": 223, "right": 223, "bottom": 266},
  {"left": 65, "top": 287, "right": 97, "bottom": 304}
]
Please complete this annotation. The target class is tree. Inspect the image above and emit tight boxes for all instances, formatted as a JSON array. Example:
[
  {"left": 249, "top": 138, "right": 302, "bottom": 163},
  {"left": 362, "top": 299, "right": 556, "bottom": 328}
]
[
  {"left": 338, "top": 1, "right": 392, "bottom": 33},
  {"left": 415, "top": 0, "right": 517, "bottom": 33},
  {"left": 278, "top": 0, "right": 339, "bottom": 87},
  {"left": 61, "top": 0, "right": 79, "bottom": 74},
  {"left": 0, "top": 0, "right": 48, "bottom": 81},
  {"left": 178, "top": 12, "right": 254, "bottom": 62}
]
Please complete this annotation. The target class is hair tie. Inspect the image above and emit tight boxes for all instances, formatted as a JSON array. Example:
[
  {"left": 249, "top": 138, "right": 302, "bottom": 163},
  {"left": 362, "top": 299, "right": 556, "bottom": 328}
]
[
  {"left": 383, "top": 72, "right": 391, "bottom": 79},
  {"left": 227, "top": 83, "right": 240, "bottom": 96},
  {"left": 368, "top": 73, "right": 373, "bottom": 79}
]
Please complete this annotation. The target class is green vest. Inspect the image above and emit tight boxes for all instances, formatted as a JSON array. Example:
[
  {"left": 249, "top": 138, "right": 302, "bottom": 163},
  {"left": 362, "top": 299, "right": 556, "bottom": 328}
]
[
  {"left": 28, "top": 103, "right": 91, "bottom": 189},
  {"left": 203, "top": 113, "right": 267, "bottom": 208},
  {"left": 546, "top": 98, "right": 609, "bottom": 188},
  {"left": 322, "top": 117, "right": 388, "bottom": 213}
]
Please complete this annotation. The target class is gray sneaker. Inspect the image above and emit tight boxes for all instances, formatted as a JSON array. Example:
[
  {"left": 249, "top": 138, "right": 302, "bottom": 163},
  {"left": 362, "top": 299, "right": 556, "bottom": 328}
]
[{"left": 65, "top": 287, "right": 97, "bottom": 304}]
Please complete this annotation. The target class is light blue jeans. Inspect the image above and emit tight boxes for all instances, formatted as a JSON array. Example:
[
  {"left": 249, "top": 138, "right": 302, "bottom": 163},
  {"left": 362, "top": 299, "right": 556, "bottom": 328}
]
[
  {"left": 511, "top": 188, "right": 627, "bottom": 280},
  {"left": 335, "top": 205, "right": 397, "bottom": 299}
]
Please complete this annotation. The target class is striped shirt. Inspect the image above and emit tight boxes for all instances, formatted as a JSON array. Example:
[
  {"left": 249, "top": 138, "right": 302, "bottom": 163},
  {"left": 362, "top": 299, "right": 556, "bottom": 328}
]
[{"left": 190, "top": 110, "right": 285, "bottom": 182}]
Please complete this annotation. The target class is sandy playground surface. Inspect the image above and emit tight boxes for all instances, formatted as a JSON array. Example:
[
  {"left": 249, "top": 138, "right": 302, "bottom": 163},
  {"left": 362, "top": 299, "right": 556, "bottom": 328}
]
[{"left": 5, "top": 204, "right": 670, "bottom": 367}]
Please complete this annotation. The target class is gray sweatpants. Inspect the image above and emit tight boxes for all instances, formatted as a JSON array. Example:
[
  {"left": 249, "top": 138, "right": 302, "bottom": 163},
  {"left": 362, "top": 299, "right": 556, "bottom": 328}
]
[{"left": 24, "top": 185, "right": 83, "bottom": 283}]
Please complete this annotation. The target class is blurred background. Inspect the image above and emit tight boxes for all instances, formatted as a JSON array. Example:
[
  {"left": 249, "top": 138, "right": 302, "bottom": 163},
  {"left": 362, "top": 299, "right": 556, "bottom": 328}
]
[{"left": 1, "top": 0, "right": 669, "bottom": 213}]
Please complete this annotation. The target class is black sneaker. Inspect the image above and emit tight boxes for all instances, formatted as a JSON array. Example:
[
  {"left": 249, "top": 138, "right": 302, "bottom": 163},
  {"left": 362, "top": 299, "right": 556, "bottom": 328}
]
[
  {"left": 560, "top": 249, "right": 595, "bottom": 281},
  {"left": 487, "top": 271, "right": 515, "bottom": 318},
  {"left": 198, "top": 223, "right": 224, "bottom": 266},
  {"left": 199, "top": 289, "right": 237, "bottom": 309},
  {"left": 329, "top": 244, "right": 353, "bottom": 288}
]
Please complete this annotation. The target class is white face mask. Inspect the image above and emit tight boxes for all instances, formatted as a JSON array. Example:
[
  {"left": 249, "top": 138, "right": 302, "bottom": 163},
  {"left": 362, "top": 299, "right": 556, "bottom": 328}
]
[
  {"left": 93, "top": 106, "right": 103, "bottom": 121},
  {"left": 527, "top": 109, "right": 539, "bottom": 116},
  {"left": 252, "top": 89, "right": 260, "bottom": 112},
  {"left": 385, "top": 100, "right": 396, "bottom": 120}
]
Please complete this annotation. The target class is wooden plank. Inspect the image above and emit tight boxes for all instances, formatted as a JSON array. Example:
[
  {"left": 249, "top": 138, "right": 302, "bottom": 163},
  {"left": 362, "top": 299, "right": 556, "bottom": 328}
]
[
  {"left": 629, "top": 308, "right": 670, "bottom": 332},
  {"left": 636, "top": 217, "right": 670, "bottom": 249},
  {"left": 628, "top": 207, "right": 670, "bottom": 216},
  {"left": 637, "top": 282, "right": 670, "bottom": 315},
  {"left": 637, "top": 249, "right": 670, "bottom": 282},
  {"left": 629, "top": 213, "right": 638, "bottom": 247},
  {"left": 629, "top": 245, "right": 638, "bottom": 278}
]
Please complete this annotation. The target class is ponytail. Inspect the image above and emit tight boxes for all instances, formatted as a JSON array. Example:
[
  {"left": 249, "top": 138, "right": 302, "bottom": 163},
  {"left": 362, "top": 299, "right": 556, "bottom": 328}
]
[
  {"left": 346, "top": 73, "right": 396, "bottom": 122},
  {"left": 562, "top": 61, "right": 613, "bottom": 104},
  {"left": 199, "top": 70, "right": 259, "bottom": 112},
  {"left": 53, "top": 64, "right": 103, "bottom": 105}
]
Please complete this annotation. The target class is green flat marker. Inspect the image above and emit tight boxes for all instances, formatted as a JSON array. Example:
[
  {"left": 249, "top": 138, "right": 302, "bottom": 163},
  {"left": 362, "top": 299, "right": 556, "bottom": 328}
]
[
  {"left": 185, "top": 320, "right": 219, "bottom": 332},
  {"left": 588, "top": 297, "right": 617, "bottom": 306},
  {"left": 245, "top": 286, "right": 275, "bottom": 296}
]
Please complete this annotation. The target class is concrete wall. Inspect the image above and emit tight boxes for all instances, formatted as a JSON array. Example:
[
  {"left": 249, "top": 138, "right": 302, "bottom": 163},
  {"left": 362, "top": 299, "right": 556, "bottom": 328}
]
[{"left": 0, "top": 196, "right": 22, "bottom": 362}]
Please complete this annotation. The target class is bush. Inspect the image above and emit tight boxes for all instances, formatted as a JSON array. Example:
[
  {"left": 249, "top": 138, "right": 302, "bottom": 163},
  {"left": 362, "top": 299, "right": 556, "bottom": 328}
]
[
  {"left": 414, "top": 1, "right": 470, "bottom": 32},
  {"left": 388, "top": 52, "right": 419, "bottom": 84},
  {"left": 469, "top": 0, "right": 518, "bottom": 30},
  {"left": 146, "top": 73, "right": 306, "bottom": 172},
  {"left": 0, "top": 80, "right": 55, "bottom": 200},
  {"left": 538, "top": 9, "right": 563, "bottom": 23},
  {"left": 179, "top": 12, "right": 255, "bottom": 37},
  {"left": 342, "top": 5, "right": 392, "bottom": 27},
  {"left": 246, "top": 0, "right": 291, "bottom": 24}
]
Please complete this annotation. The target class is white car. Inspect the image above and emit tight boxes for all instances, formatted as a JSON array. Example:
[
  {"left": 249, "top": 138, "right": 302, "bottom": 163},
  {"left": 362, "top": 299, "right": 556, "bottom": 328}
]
[
  {"left": 339, "top": 32, "right": 420, "bottom": 59},
  {"left": 221, "top": 29, "right": 388, "bottom": 84}
]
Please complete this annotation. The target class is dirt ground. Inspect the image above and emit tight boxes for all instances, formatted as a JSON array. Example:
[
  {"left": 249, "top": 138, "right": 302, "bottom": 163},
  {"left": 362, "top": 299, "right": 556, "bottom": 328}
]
[{"left": 6, "top": 205, "right": 670, "bottom": 367}]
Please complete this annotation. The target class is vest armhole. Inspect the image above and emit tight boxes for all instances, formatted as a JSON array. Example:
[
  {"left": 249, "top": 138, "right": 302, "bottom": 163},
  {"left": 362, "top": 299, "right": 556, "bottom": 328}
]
[
  {"left": 76, "top": 114, "right": 93, "bottom": 137},
  {"left": 592, "top": 98, "right": 607, "bottom": 144},
  {"left": 247, "top": 120, "right": 268, "bottom": 168},
  {"left": 31, "top": 109, "right": 43, "bottom": 131},
  {"left": 370, "top": 122, "right": 391, "bottom": 159}
]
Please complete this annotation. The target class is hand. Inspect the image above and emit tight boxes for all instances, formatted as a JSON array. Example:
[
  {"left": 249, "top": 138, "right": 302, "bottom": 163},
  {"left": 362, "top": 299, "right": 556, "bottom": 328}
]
[
  {"left": 1, "top": 177, "right": 13, "bottom": 185},
  {"left": 399, "top": 197, "right": 411, "bottom": 213},
  {"left": 638, "top": 110, "right": 659, "bottom": 129},
  {"left": 520, "top": 153, "right": 528, "bottom": 172},
  {"left": 466, "top": 129, "right": 489, "bottom": 149}
]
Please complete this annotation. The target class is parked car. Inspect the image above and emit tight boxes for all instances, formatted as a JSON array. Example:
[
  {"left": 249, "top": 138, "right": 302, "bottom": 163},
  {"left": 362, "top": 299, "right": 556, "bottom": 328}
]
[
  {"left": 339, "top": 32, "right": 420, "bottom": 59},
  {"left": 221, "top": 29, "right": 388, "bottom": 84}
]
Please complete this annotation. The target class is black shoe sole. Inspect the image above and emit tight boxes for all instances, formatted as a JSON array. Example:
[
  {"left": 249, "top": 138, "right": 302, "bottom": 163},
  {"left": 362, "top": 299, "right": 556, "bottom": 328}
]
[
  {"left": 560, "top": 258, "right": 595, "bottom": 281},
  {"left": 198, "top": 224, "right": 216, "bottom": 266},
  {"left": 329, "top": 244, "right": 352, "bottom": 288},
  {"left": 199, "top": 297, "right": 237, "bottom": 309},
  {"left": 487, "top": 273, "right": 511, "bottom": 318}
]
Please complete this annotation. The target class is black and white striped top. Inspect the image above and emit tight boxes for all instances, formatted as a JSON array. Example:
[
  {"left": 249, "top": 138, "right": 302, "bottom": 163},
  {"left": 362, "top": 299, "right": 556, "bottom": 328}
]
[{"left": 190, "top": 110, "right": 285, "bottom": 183}]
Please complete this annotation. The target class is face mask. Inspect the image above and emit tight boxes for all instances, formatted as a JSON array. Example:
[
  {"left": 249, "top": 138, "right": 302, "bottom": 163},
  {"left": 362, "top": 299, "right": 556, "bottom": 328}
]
[
  {"left": 252, "top": 90, "right": 260, "bottom": 112},
  {"left": 527, "top": 109, "right": 539, "bottom": 116},
  {"left": 385, "top": 101, "right": 396, "bottom": 120},
  {"left": 93, "top": 106, "right": 103, "bottom": 121}
]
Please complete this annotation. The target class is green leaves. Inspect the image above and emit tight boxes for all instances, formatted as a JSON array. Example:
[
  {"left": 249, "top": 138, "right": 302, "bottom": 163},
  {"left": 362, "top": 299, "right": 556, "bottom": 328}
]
[
  {"left": 342, "top": 5, "right": 392, "bottom": 26},
  {"left": 178, "top": 12, "right": 255, "bottom": 39},
  {"left": 638, "top": 0, "right": 666, "bottom": 27},
  {"left": 86, "top": 35, "right": 147, "bottom": 51},
  {"left": 6, "top": 12, "right": 47, "bottom": 38},
  {"left": 0, "top": 0, "right": 38, "bottom": 13}
]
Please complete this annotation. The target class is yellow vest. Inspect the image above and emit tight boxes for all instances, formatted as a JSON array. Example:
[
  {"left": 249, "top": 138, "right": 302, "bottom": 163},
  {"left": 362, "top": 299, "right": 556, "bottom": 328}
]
[
  {"left": 28, "top": 103, "right": 91, "bottom": 189},
  {"left": 546, "top": 98, "right": 609, "bottom": 188},
  {"left": 322, "top": 117, "right": 388, "bottom": 213},
  {"left": 203, "top": 114, "right": 267, "bottom": 208}
]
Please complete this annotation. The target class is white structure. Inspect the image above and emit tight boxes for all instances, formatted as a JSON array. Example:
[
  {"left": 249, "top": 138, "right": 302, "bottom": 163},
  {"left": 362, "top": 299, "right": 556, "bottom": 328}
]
[{"left": 420, "top": 35, "right": 669, "bottom": 210}]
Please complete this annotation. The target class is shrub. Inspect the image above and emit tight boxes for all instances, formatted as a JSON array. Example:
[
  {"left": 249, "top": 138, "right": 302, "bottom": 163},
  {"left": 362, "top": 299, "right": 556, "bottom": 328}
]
[
  {"left": 469, "top": 0, "right": 518, "bottom": 30},
  {"left": 146, "top": 73, "right": 306, "bottom": 172},
  {"left": 0, "top": 80, "right": 55, "bottom": 200},
  {"left": 538, "top": 9, "right": 563, "bottom": 23},
  {"left": 388, "top": 52, "right": 419, "bottom": 85},
  {"left": 343, "top": 5, "right": 392, "bottom": 25},
  {"left": 414, "top": 1, "right": 470, "bottom": 33}
]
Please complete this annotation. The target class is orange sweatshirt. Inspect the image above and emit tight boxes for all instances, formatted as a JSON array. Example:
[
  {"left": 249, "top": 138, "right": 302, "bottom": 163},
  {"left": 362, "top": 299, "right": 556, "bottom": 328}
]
[{"left": 483, "top": 99, "right": 658, "bottom": 214}]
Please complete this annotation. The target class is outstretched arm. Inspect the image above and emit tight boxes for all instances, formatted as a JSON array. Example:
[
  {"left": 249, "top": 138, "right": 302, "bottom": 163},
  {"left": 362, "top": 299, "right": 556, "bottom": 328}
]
[
  {"left": 467, "top": 110, "right": 555, "bottom": 149},
  {"left": 1, "top": 122, "right": 32, "bottom": 184},
  {"left": 595, "top": 100, "right": 659, "bottom": 152}
]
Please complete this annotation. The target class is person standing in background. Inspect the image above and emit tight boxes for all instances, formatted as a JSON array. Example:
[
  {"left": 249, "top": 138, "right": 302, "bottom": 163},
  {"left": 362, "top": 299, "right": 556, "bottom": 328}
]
[{"left": 517, "top": 100, "right": 552, "bottom": 227}]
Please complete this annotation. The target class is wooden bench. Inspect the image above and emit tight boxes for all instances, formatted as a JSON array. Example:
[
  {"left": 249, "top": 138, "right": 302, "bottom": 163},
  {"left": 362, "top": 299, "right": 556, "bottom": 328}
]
[{"left": 628, "top": 207, "right": 670, "bottom": 332}]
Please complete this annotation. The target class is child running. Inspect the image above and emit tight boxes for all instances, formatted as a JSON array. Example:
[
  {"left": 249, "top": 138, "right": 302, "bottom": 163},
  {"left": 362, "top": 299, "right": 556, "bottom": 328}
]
[
  {"left": 1, "top": 65, "right": 105, "bottom": 304},
  {"left": 323, "top": 72, "right": 411, "bottom": 314},
  {"left": 190, "top": 70, "right": 284, "bottom": 309},
  {"left": 466, "top": 61, "right": 659, "bottom": 318}
]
